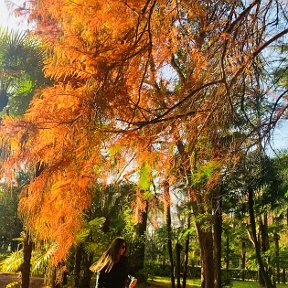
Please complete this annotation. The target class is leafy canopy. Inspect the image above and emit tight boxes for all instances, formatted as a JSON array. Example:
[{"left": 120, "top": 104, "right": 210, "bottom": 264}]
[{"left": 1, "top": 0, "right": 288, "bottom": 262}]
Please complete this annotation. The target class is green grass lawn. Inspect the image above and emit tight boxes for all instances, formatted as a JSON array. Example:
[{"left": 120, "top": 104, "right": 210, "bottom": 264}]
[{"left": 141, "top": 277, "right": 288, "bottom": 288}]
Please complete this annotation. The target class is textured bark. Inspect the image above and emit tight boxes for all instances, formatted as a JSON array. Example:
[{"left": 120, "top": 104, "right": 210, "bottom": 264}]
[
  {"left": 258, "top": 206, "right": 270, "bottom": 285},
  {"left": 177, "top": 140, "right": 223, "bottom": 288},
  {"left": 274, "top": 233, "right": 280, "bottom": 284},
  {"left": 197, "top": 228, "right": 215, "bottom": 288},
  {"left": 21, "top": 234, "right": 33, "bottom": 288},
  {"left": 260, "top": 214, "right": 269, "bottom": 252},
  {"left": 213, "top": 187, "right": 222, "bottom": 288}
]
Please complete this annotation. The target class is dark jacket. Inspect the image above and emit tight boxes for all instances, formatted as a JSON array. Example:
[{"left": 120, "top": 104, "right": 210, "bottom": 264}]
[{"left": 96, "top": 255, "right": 128, "bottom": 288}]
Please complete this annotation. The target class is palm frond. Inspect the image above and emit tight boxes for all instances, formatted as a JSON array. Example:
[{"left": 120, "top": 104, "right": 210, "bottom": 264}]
[
  {"left": 32, "top": 243, "right": 58, "bottom": 274},
  {"left": 0, "top": 250, "right": 22, "bottom": 272},
  {"left": 0, "top": 28, "right": 47, "bottom": 114}
]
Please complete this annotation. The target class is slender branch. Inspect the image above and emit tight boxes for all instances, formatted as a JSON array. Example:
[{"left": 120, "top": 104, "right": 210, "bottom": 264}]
[
  {"left": 229, "top": 28, "right": 288, "bottom": 89},
  {"left": 118, "top": 80, "right": 224, "bottom": 128}
]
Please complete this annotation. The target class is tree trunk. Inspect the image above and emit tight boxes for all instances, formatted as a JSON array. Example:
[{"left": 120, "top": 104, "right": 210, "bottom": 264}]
[
  {"left": 73, "top": 243, "right": 93, "bottom": 288},
  {"left": 197, "top": 227, "right": 215, "bottom": 288},
  {"left": 241, "top": 241, "right": 246, "bottom": 281},
  {"left": 21, "top": 233, "right": 33, "bottom": 288},
  {"left": 80, "top": 253, "right": 94, "bottom": 288},
  {"left": 132, "top": 198, "right": 148, "bottom": 274},
  {"left": 213, "top": 187, "right": 222, "bottom": 288},
  {"left": 163, "top": 181, "right": 175, "bottom": 288},
  {"left": 176, "top": 141, "right": 223, "bottom": 288},
  {"left": 259, "top": 214, "right": 270, "bottom": 285},
  {"left": 182, "top": 215, "right": 190, "bottom": 288},
  {"left": 248, "top": 188, "right": 275, "bottom": 288},
  {"left": 273, "top": 233, "right": 280, "bottom": 284},
  {"left": 74, "top": 245, "right": 83, "bottom": 288},
  {"left": 20, "top": 162, "right": 44, "bottom": 288},
  {"left": 260, "top": 214, "right": 269, "bottom": 252}
]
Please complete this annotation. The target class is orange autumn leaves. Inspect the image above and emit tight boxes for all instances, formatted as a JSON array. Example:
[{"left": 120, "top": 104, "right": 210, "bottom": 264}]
[{"left": 0, "top": 0, "right": 273, "bottom": 262}]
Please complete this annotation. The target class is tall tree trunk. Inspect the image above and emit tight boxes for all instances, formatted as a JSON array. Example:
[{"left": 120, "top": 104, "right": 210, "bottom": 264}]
[
  {"left": 248, "top": 188, "right": 275, "bottom": 288},
  {"left": 260, "top": 214, "right": 269, "bottom": 252},
  {"left": 21, "top": 233, "right": 33, "bottom": 288},
  {"left": 182, "top": 214, "right": 190, "bottom": 288},
  {"left": 21, "top": 162, "right": 44, "bottom": 288},
  {"left": 177, "top": 141, "right": 222, "bottom": 288},
  {"left": 81, "top": 253, "right": 94, "bottom": 288},
  {"left": 212, "top": 187, "right": 222, "bottom": 288},
  {"left": 74, "top": 245, "right": 83, "bottom": 288},
  {"left": 259, "top": 214, "right": 270, "bottom": 285},
  {"left": 241, "top": 241, "right": 246, "bottom": 281},
  {"left": 196, "top": 227, "right": 215, "bottom": 288},
  {"left": 133, "top": 198, "right": 148, "bottom": 274},
  {"left": 163, "top": 181, "right": 175, "bottom": 288},
  {"left": 273, "top": 233, "right": 280, "bottom": 284}
]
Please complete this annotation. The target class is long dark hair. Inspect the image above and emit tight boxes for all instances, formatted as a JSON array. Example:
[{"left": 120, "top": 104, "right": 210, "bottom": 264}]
[{"left": 91, "top": 237, "right": 127, "bottom": 273}]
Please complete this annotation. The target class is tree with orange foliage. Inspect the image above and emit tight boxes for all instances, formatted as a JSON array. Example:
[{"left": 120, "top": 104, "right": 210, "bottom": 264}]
[{"left": 1, "top": 1, "right": 288, "bottom": 287}]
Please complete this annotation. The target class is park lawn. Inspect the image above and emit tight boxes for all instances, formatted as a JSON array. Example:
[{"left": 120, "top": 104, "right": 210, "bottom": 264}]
[
  {"left": 146, "top": 276, "right": 201, "bottom": 287},
  {"left": 144, "top": 277, "right": 288, "bottom": 288},
  {"left": 232, "top": 281, "right": 288, "bottom": 288}
]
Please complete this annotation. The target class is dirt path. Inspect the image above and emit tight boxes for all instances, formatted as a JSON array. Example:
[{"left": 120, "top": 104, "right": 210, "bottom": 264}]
[{"left": 0, "top": 273, "right": 44, "bottom": 288}]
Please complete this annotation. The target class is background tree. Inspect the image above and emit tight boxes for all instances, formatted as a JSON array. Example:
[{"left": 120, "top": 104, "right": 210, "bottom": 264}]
[
  {"left": 0, "top": 28, "right": 48, "bottom": 288},
  {"left": 0, "top": 29, "right": 46, "bottom": 115}
]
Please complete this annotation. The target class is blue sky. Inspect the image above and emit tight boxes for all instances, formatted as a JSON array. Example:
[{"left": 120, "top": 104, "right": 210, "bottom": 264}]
[{"left": 269, "top": 121, "right": 288, "bottom": 154}]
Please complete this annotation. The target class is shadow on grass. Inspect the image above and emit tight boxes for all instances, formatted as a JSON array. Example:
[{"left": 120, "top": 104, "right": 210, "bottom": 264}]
[
  {"left": 143, "top": 277, "right": 288, "bottom": 288},
  {"left": 140, "top": 277, "right": 200, "bottom": 288}
]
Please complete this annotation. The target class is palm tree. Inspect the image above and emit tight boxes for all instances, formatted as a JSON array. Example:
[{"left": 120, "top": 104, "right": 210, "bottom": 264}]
[
  {"left": 0, "top": 28, "right": 47, "bottom": 116},
  {"left": 0, "top": 28, "right": 48, "bottom": 288},
  {"left": 0, "top": 234, "right": 58, "bottom": 286}
]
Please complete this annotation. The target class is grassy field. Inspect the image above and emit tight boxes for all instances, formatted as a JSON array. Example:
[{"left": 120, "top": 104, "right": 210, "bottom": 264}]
[
  {"left": 1, "top": 273, "right": 287, "bottom": 288},
  {"left": 142, "top": 277, "right": 288, "bottom": 288}
]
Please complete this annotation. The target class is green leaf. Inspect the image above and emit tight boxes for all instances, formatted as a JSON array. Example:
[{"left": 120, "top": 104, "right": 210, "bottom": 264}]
[{"left": 139, "top": 162, "right": 152, "bottom": 190}]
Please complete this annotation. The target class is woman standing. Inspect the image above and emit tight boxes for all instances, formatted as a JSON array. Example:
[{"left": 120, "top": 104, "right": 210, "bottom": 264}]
[{"left": 91, "top": 237, "right": 137, "bottom": 288}]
